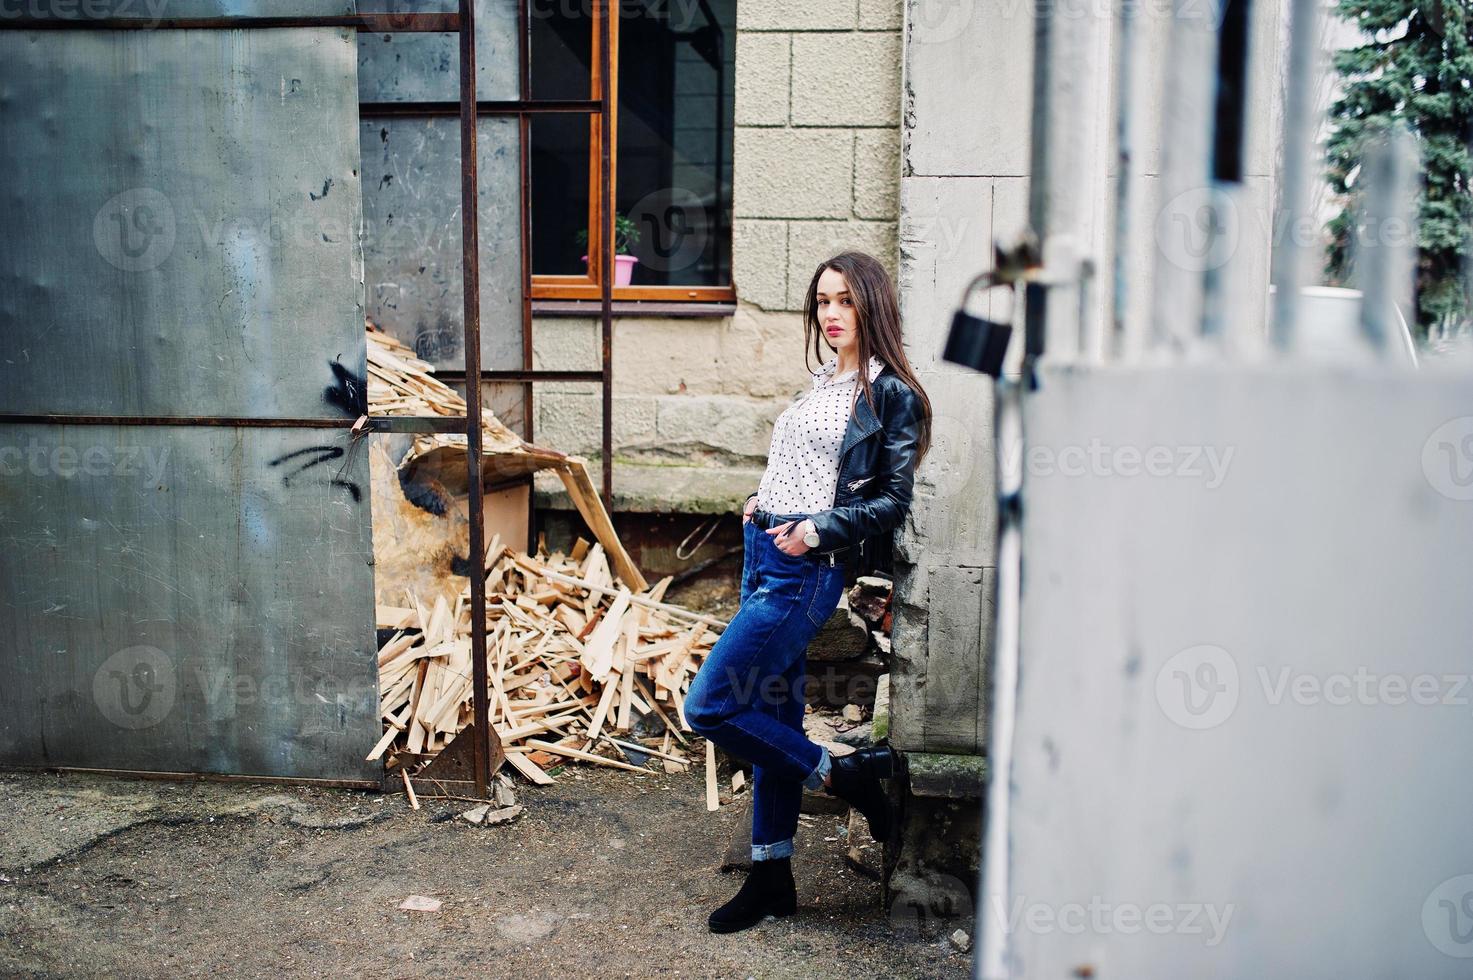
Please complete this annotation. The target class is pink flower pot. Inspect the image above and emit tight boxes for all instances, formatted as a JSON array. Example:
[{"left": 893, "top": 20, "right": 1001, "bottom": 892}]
[
  {"left": 581, "top": 254, "right": 640, "bottom": 286},
  {"left": 613, "top": 254, "right": 639, "bottom": 286}
]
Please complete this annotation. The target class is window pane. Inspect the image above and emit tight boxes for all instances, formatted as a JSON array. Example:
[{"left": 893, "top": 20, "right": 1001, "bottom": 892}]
[
  {"left": 529, "top": 113, "right": 593, "bottom": 277},
  {"left": 530, "top": 0, "right": 592, "bottom": 101},
  {"left": 615, "top": 0, "right": 735, "bottom": 288}
]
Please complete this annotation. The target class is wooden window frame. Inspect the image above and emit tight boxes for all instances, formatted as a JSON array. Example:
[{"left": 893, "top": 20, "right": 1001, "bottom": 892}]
[{"left": 529, "top": 2, "right": 736, "bottom": 304}]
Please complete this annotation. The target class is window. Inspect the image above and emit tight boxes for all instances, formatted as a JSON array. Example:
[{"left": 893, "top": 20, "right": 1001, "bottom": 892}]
[{"left": 529, "top": 0, "right": 736, "bottom": 301}]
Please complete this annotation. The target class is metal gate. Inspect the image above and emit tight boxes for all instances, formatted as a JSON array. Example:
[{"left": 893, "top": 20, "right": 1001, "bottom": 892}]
[{"left": 969, "top": 0, "right": 1473, "bottom": 975}]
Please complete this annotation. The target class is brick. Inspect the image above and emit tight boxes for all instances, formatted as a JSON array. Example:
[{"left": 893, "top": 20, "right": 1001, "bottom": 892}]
[
  {"left": 858, "top": 0, "right": 903, "bottom": 29},
  {"left": 720, "top": 302, "right": 816, "bottom": 397},
  {"left": 854, "top": 128, "right": 901, "bottom": 219},
  {"left": 785, "top": 219, "right": 898, "bottom": 310},
  {"left": 734, "top": 128, "right": 854, "bottom": 219},
  {"left": 732, "top": 219, "right": 789, "bottom": 310},
  {"left": 738, "top": 0, "right": 856, "bottom": 31},
  {"left": 612, "top": 316, "right": 725, "bottom": 396},
  {"left": 791, "top": 33, "right": 901, "bottom": 128},
  {"left": 735, "top": 33, "right": 790, "bottom": 127},
  {"left": 654, "top": 395, "right": 781, "bottom": 458}
]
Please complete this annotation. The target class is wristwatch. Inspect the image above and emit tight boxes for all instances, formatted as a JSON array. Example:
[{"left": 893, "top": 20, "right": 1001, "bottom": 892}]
[{"left": 801, "top": 520, "right": 821, "bottom": 549}]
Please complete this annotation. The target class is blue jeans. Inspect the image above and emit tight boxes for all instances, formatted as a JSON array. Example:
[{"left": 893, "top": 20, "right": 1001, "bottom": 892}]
[{"left": 685, "top": 514, "right": 848, "bottom": 861}]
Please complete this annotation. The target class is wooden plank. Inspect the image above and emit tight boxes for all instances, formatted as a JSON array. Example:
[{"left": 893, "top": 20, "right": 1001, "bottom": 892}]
[
  {"left": 580, "top": 588, "right": 630, "bottom": 681},
  {"left": 503, "top": 750, "right": 556, "bottom": 785},
  {"left": 616, "top": 618, "right": 638, "bottom": 732},
  {"left": 705, "top": 740, "right": 719, "bottom": 811},
  {"left": 524, "top": 738, "right": 650, "bottom": 774},
  {"left": 555, "top": 460, "right": 648, "bottom": 591}
]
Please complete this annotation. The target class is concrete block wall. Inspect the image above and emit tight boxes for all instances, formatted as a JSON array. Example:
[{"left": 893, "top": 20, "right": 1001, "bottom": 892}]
[
  {"left": 732, "top": 0, "right": 902, "bottom": 312},
  {"left": 891, "top": 0, "right": 1038, "bottom": 757},
  {"left": 531, "top": 0, "right": 906, "bottom": 514}
]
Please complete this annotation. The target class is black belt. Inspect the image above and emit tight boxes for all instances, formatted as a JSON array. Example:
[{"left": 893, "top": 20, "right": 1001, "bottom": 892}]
[{"left": 749, "top": 508, "right": 802, "bottom": 531}]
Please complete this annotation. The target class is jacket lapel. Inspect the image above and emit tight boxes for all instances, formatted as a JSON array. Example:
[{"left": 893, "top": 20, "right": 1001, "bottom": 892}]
[{"left": 840, "top": 385, "right": 882, "bottom": 458}]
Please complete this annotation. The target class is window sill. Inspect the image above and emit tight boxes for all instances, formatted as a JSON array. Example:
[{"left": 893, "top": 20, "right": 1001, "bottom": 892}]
[{"left": 531, "top": 299, "right": 737, "bottom": 319}]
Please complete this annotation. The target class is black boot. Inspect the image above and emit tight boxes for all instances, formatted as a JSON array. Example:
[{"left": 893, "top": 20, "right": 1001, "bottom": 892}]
[
  {"left": 707, "top": 856, "right": 797, "bottom": 933},
  {"left": 824, "top": 746, "right": 898, "bottom": 843}
]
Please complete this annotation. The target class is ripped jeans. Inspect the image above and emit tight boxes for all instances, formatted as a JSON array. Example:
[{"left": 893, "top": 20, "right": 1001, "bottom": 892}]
[{"left": 684, "top": 515, "right": 848, "bottom": 860}]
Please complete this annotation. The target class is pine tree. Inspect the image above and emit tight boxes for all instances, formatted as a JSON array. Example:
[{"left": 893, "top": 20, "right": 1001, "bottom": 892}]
[{"left": 1325, "top": 0, "right": 1473, "bottom": 337}]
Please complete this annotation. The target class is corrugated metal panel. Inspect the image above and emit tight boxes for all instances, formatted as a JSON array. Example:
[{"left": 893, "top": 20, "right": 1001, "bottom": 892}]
[
  {"left": 0, "top": 424, "right": 378, "bottom": 782},
  {"left": 359, "top": 115, "right": 522, "bottom": 371},
  {"left": 0, "top": 28, "right": 366, "bottom": 419},
  {"left": 5, "top": 0, "right": 352, "bottom": 20},
  {"left": 0, "top": 25, "right": 381, "bottom": 783}
]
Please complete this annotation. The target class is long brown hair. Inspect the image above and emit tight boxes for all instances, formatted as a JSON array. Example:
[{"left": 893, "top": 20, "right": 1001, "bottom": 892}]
[{"left": 802, "top": 251, "right": 933, "bottom": 464}]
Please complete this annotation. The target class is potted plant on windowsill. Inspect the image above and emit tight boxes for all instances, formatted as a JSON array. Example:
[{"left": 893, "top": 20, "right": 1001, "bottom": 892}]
[{"left": 577, "top": 214, "right": 641, "bottom": 286}]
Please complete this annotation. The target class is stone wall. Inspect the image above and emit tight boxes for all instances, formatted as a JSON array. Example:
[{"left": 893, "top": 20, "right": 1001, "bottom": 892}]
[
  {"left": 531, "top": 0, "right": 905, "bottom": 514},
  {"left": 889, "top": 0, "right": 1037, "bottom": 757}
]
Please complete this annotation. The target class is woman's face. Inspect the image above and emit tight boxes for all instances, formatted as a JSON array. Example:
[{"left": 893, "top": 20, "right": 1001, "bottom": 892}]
[{"left": 815, "top": 267, "right": 860, "bottom": 356}]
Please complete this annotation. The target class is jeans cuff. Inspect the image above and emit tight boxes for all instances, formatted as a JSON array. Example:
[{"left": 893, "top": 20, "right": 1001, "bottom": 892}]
[
  {"left": 751, "top": 838, "right": 794, "bottom": 861},
  {"left": 802, "top": 745, "right": 832, "bottom": 792}
]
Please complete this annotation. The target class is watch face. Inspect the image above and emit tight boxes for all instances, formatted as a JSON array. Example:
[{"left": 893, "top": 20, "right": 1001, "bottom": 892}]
[{"left": 804, "top": 531, "right": 820, "bottom": 548}]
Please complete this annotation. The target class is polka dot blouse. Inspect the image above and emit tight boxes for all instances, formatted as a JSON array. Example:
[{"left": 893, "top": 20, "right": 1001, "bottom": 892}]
[{"left": 755, "top": 355, "right": 887, "bottom": 515}]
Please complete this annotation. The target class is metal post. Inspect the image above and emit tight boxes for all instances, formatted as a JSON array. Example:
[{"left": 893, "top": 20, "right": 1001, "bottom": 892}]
[
  {"left": 599, "top": 0, "right": 615, "bottom": 513},
  {"left": 520, "top": 0, "right": 536, "bottom": 551},
  {"left": 1269, "top": 0, "right": 1323, "bottom": 350},
  {"left": 1110, "top": 0, "right": 1138, "bottom": 362},
  {"left": 1356, "top": 124, "right": 1419, "bottom": 356},
  {"left": 457, "top": 0, "right": 493, "bottom": 801}
]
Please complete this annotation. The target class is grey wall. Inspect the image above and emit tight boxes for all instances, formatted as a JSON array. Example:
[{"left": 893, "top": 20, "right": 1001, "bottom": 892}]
[{"left": 999, "top": 365, "right": 1473, "bottom": 975}]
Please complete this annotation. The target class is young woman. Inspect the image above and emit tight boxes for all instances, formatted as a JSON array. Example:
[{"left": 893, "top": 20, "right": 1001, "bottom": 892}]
[{"left": 684, "top": 250, "right": 933, "bottom": 933}]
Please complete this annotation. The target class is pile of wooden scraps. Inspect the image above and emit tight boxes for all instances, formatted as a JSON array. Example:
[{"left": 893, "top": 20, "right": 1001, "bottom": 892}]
[{"left": 369, "top": 536, "right": 725, "bottom": 785}]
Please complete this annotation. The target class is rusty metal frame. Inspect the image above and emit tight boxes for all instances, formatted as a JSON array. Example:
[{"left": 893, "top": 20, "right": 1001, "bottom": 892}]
[{"left": 0, "top": 1, "right": 623, "bottom": 801}]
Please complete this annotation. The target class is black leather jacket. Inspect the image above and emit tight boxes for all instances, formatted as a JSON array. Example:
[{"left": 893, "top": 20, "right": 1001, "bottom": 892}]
[{"left": 748, "top": 368, "right": 925, "bottom": 581}]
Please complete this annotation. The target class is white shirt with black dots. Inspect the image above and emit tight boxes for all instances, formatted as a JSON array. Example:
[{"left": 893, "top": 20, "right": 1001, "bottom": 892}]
[{"left": 755, "top": 355, "right": 886, "bottom": 516}]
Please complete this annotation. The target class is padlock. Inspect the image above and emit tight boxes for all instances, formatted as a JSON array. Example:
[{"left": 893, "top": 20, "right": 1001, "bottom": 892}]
[{"left": 943, "top": 277, "right": 1015, "bottom": 378}]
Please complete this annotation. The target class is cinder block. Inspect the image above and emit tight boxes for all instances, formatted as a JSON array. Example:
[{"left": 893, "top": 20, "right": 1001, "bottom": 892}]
[
  {"left": 890, "top": 562, "right": 994, "bottom": 755},
  {"left": 720, "top": 301, "right": 816, "bottom": 397},
  {"left": 654, "top": 395, "right": 781, "bottom": 458},
  {"left": 738, "top": 0, "right": 856, "bottom": 31},
  {"left": 899, "top": 176, "right": 995, "bottom": 347},
  {"left": 854, "top": 128, "right": 901, "bottom": 220},
  {"left": 530, "top": 316, "right": 600, "bottom": 389},
  {"left": 858, "top": 0, "right": 903, "bottom": 30},
  {"left": 905, "top": 0, "right": 1033, "bottom": 177},
  {"left": 611, "top": 316, "right": 726, "bottom": 396},
  {"left": 785, "top": 219, "right": 898, "bottom": 310},
  {"left": 791, "top": 33, "right": 902, "bottom": 128},
  {"left": 732, "top": 219, "right": 789, "bottom": 310},
  {"left": 735, "top": 33, "right": 790, "bottom": 126},
  {"left": 734, "top": 128, "right": 855, "bottom": 219},
  {"left": 903, "top": 369, "right": 998, "bottom": 566},
  {"left": 535, "top": 389, "right": 599, "bottom": 457}
]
